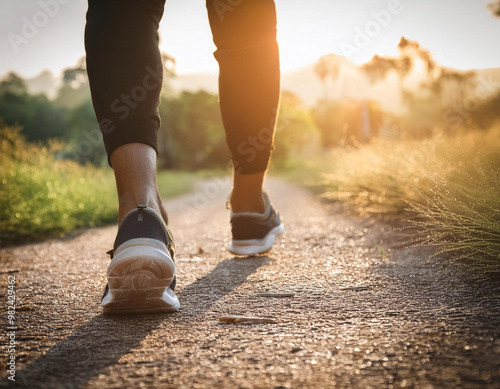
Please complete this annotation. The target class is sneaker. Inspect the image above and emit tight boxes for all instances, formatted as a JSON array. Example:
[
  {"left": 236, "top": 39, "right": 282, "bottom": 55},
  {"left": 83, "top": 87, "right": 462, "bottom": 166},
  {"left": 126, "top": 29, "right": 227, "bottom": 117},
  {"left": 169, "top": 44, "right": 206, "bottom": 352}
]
[
  {"left": 101, "top": 204, "right": 180, "bottom": 314},
  {"left": 228, "top": 192, "right": 284, "bottom": 256}
]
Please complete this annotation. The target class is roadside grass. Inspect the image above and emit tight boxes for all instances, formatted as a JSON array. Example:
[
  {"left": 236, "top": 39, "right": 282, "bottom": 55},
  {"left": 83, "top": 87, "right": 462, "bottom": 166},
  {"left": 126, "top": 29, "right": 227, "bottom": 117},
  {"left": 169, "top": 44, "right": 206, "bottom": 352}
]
[
  {"left": 281, "top": 128, "right": 500, "bottom": 265},
  {"left": 0, "top": 125, "right": 117, "bottom": 245},
  {"left": 0, "top": 125, "right": 198, "bottom": 246}
]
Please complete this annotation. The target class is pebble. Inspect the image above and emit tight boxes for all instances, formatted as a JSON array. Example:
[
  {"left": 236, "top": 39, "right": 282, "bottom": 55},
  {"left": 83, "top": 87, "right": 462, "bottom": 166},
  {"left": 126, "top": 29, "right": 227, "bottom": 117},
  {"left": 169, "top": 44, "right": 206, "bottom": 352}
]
[
  {"left": 0, "top": 269, "right": 20, "bottom": 274},
  {"left": 255, "top": 293, "right": 295, "bottom": 298},
  {"left": 341, "top": 286, "right": 371, "bottom": 291},
  {"left": 219, "top": 315, "right": 277, "bottom": 324}
]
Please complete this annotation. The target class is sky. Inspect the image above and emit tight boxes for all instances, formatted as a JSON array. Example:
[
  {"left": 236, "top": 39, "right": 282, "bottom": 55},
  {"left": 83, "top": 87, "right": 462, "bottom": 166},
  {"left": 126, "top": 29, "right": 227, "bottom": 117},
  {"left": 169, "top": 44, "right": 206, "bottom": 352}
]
[{"left": 1, "top": 0, "right": 499, "bottom": 79}]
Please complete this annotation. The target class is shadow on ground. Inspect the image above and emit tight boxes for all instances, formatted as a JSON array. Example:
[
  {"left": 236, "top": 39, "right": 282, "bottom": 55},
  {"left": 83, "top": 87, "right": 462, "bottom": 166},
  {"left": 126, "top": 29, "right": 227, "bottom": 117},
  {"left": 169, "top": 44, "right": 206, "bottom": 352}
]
[{"left": 16, "top": 256, "right": 272, "bottom": 388}]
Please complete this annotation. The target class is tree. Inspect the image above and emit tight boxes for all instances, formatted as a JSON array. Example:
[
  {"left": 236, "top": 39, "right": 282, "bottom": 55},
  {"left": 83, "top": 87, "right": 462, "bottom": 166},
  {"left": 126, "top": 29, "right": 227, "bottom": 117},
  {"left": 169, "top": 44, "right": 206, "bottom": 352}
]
[
  {"left": 0, "top": 73, "right": 66, "bottom": 142},
  {"left": 0, "top": 72, "right": 27, "bottom": 95},
  {"left": 54, "top": 57, "right": 90, "bottom": 110},
  {"left": 360, "top": 37, "right": 486, "bottom": 135},
  {"left": 314, "top": 54, "right": 350, "bottom": 100},
  {"left": 361, "top": 37, "right": 423, "bottom": 87}
]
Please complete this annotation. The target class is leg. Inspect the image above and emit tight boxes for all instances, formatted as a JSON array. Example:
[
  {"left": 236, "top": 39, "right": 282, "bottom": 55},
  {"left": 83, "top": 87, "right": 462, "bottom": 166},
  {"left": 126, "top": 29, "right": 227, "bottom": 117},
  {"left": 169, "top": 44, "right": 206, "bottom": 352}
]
[
  {"left": 85, "top": 0, "right": 166, "bottom": 223},
  {"left": 206, "top": 0, "right": 281, "bottom": 213},
  {"left": 85, "top": 0, "right": 179, "bottom": 313},
  {"left": 207, "top": 0, "right": 284, "bottom": 255}
]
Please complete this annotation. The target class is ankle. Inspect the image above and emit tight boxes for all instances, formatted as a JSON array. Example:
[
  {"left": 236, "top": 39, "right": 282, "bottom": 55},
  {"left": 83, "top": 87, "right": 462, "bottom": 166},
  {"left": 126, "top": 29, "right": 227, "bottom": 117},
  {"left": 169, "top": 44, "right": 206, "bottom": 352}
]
[
  {"left": 118, "top": 189, "right": 168, "bottom": 225},
  {"left": 231, "top": 171, "right": 266, "bottom": 213},
  {"left": 230, "top": 190, "right": 265, "bottom": 213}
]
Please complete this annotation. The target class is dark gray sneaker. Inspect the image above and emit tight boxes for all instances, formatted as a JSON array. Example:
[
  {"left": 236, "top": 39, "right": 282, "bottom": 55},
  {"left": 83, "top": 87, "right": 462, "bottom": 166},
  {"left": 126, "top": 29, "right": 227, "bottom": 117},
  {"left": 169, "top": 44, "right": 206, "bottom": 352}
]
[
  {"left": 101, "top": 204, "right": 179, "bottom": 314},
  {"left": 228, "top": 192, "right": 284, "bottom": 256}
]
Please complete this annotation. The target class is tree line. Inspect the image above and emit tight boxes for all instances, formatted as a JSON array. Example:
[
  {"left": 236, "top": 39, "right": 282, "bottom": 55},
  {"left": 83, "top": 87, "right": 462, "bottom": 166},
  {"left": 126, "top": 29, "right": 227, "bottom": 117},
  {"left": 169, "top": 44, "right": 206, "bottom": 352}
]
[
  {"left": 1, "top": 38, "right": 499, "bottom": 169},
  {"left": 0, "top": 61, "right": 320, "bottom": 169}
]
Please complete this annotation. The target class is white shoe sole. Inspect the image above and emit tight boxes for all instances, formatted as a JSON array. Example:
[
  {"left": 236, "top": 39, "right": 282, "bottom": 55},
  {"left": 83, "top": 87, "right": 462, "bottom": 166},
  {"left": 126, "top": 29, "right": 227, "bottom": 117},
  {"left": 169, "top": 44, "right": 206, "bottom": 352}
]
[
  {"left": 228, "top": 223, "right": 285, "bottom": 256},
  {"left": 101, "top": 238, "right": 180, "bottom": 315}
]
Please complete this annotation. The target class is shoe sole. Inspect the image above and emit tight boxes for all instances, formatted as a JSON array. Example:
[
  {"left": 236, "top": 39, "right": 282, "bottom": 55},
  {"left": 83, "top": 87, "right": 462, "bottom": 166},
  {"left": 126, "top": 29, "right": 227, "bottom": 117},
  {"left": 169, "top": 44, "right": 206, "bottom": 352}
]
[
  {"left": 228, "top": 223, "right": 285, "bottom": 256},
  {"left": 101, "top": 240, "right": 179, "bottom": 315}
]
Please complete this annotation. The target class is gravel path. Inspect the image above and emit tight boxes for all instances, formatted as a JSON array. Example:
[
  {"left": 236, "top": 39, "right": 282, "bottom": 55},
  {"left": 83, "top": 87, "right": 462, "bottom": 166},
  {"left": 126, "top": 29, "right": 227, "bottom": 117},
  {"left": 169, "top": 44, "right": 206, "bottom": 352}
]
[{"left": 1, "top": 177, "right": 499, "bottom": 388}]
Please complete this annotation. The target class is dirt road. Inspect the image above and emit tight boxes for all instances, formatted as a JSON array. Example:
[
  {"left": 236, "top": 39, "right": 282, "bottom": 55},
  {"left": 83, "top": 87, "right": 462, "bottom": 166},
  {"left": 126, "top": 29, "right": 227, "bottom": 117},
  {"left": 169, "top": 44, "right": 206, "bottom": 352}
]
[{"left": 1, "top": 178, "right": 499, "bottom": 388}]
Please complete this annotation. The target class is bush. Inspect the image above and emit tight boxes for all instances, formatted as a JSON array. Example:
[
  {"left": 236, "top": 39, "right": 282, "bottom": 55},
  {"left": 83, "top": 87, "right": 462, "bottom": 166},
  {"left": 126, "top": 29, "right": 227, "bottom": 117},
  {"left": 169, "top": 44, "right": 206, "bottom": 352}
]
[
  {"left": 0, "top": 124, "right": 117, "bottom": 245},
  {"left": 316, "top": 128, "right": 500, "bottom": 263}
]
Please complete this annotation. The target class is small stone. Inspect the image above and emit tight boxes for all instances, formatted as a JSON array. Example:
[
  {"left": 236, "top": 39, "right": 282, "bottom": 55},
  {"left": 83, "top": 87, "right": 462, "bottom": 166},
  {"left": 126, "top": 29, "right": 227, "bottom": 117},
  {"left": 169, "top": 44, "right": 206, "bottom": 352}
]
[
  {"left": 255, "top": 293, "right": 295, "bottom": 298},
  {"left": 0, "top": 269, "right": 20, "bottom": 274},
  {"left": 219, "top": 315, "right": 277, "bottom": 324},
  {"left": 178, "top": 256, "right": 202, "bottom": 263},
  {"left": 17, "top": 305, "right": 34, "bottom": 312},
  {"left": 234, "top": 318, "right": 277, "bottom": 324},
  {"left": 340, "top": 286, "right": 371, "bottom": 291}
]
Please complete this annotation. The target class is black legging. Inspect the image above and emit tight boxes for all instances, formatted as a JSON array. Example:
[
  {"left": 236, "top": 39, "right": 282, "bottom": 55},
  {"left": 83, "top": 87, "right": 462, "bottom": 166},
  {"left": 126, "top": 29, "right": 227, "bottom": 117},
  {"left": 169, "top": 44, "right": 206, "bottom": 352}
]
[{"left": 84, "top": 0, "right": 280, "bottom": 174}]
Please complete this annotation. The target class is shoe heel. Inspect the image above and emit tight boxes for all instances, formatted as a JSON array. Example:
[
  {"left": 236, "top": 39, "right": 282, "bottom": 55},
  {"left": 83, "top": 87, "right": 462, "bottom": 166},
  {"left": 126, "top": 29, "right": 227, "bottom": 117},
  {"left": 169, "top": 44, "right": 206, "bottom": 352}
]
[{"left": 102, "top": 244, "right": 179, "bottom": 314}]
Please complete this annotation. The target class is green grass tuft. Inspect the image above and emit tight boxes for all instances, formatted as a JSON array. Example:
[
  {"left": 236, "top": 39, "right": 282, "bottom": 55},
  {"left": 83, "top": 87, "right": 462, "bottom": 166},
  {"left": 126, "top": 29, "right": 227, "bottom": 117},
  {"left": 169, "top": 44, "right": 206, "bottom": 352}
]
[{"left": 0, "top": 124, "right": 118, "bottom": 245}]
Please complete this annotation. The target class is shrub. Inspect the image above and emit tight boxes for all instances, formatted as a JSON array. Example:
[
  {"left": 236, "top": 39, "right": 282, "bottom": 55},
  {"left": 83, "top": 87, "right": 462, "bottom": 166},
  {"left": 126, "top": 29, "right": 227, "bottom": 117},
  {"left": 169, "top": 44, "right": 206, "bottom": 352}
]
[{"left": 0, "top": 124, "right": 117, "bottom": 245}]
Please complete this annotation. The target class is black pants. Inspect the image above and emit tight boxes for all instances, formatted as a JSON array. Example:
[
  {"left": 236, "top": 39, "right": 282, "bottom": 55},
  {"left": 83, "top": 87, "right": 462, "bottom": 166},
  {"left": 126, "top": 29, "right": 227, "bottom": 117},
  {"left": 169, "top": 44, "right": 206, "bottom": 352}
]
[{"left": 85, "top": 0, "right": 280, "bottom": 174}]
